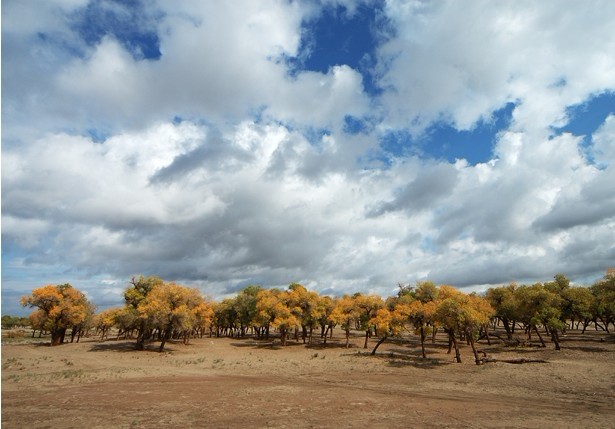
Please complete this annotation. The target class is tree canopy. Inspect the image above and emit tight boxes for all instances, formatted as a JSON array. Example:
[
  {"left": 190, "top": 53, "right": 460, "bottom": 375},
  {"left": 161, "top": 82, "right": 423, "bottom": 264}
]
[
  {"left": 21, "top": 284, "right": 94, "bottom": 346},
  {"left": 15, "top": 271, "right": 615, "bottom": 361}
]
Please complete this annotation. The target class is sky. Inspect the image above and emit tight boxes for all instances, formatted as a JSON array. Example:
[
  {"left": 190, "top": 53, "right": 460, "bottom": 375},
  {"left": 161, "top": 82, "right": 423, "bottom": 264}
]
[{"left": 2, "top": 0, "right": 615, "bottom": 315}]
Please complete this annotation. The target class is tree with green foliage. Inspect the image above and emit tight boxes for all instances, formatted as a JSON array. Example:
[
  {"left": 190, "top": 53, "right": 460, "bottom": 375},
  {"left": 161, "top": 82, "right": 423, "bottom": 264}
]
[
  {"left": 214, "top": 298, "right": 239, "bottom": 337},
  {"left": 1, "top": 315, "right": 30, "bottom": 329},
  {"left": 234, "top": 285, "right": 261, "bottom": 337},
  {"left": 124, "top": 275, "right": 164, "bottom": 349},
  {"left": 591, "top": 271, "right": 615, "bottom": 332},
  {"left": 561, "top": 286, "right": 595, "bottom": 331},
  {"left": 515, "top": 283, "right": 564, "bottom": 350},
  {"left": 414, "top": 281, "right": 439, "bottom": 304},
  {"left": 486, "top": 283, "right": 519, "bottom": 340}
]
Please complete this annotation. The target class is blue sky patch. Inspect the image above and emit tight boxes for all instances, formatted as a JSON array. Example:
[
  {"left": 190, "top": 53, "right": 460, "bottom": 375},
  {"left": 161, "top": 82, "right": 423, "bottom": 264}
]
[
  {"left": 553, "top": 92, "right": 615, "bottom": 164},
  {"left": 304, "top": 127, "right": 331, "bottom": 147},
  {"left": 70, "top": 0, "right": 162, "bottom": 60},
  {"left": 557, "top": 91, "right": 615, "bottom": 139},
  {"left": 86, "top": 128, "right": 109, "bottom": 143},
  {"left": 423, "top": 103, "right": 516, "bottom": 164},
  {"left": 379, "top": 103, "right": 516, "bottom": 164},
  {"left": 289, "top": 2, "right": 386, "bottom": 95},
  {"left": 343, "top": 115, "right": 370, "bottom": 135}
]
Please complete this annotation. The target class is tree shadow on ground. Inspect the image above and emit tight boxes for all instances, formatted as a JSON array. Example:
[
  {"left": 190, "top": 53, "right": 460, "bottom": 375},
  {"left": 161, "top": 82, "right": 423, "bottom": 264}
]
[
  {"left": 229, "top": 335, "right": 360, "bottom": 350},
  {"left": 228, "top": 338, "right": 307, "bottom": 350},
  {"left": 305, "top": 342, "right": 359, "bottom": 350},
  {"left": 477, "top": 344, "right": 551, "bottom": 354},
  {"left": 560, "top": 333, "right": 615, "bottom": 343},
  {"left": 88, "top": 340, "right": 177, "bottom": 353},
  {"left": 561, "top": 345, "right": 611, "bottom": 353},
  {"left": 26, "top": 342, "right": 53, "bottom": 348},
  {"left": 348, "top": 349, "right": 450, "bottom": 369}
]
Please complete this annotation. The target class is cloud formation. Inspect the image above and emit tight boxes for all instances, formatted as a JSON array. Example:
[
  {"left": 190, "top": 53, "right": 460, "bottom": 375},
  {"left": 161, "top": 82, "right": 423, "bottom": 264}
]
[{"left": 2, "top": 0, "right": 615, "bottom": 314}]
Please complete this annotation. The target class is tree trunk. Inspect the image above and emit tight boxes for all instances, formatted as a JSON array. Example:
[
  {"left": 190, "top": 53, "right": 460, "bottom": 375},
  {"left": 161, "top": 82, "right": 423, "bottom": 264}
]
[
  {"left": 345, "top": 327, "right": 350, "bottom": 348},
  {"left": 599, "top": 316, "right": 610, "bottom": 333},
  {"left": 468, "top": 329, "right": 480, "bottom": 365},
  {"left": 363, "top": 331, "right": 369, "bottom": 349},
  {"left": 419, "top": 326, "right": 426, "bottom": 358},
  {"left": 483, "top": 324, "right": 491, "bottom": 345},
  {"left": 50, "top": 329, "right": 64, "bottom": 346},
  {"left": 159, "top": 327, "right": 172, "bottom": 352},
  {"left": 551, "top": 328, "right": 561, "bottom": 350},
  {"left": 371, "top": 336, "right": 388, "bottom": 355},
  {"left": 281, "top": 329, "right": 287, "bottom": 346},
  {"left": 533, "top": 325, "right": 546, "bottom": 347},
  {"left": 450, "top": 331, "right": 461, "bottom": 363},
  {"left": 136, "top": 321, "right": 147, "bottom": 350}
]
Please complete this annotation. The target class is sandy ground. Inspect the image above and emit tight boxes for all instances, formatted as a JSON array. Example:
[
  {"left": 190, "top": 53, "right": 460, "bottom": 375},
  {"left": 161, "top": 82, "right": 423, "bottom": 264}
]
[{"left": 2, "top": 328, "right": 614, "bottom": 428}]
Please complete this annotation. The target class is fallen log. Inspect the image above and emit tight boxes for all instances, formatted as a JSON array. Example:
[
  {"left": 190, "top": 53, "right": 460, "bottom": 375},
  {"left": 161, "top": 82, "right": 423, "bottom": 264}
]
[
  {"left": 481, "top": 357, "right": 548, "bottom": 364},
  {"left": 476, "top": 350, "right": 548, "bottom": 364}
]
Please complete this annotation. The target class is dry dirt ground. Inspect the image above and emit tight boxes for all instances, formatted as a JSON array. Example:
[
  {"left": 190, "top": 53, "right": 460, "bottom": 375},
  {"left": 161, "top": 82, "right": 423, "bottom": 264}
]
[{"left": 2, "top": 328, "right": 614, "bottom": 428}]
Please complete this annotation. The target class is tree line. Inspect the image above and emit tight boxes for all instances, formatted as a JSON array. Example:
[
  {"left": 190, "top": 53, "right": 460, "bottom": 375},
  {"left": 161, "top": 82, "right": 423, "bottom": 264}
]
[{"left": 16, "top": 271, "right": 615, "bottom": 364}]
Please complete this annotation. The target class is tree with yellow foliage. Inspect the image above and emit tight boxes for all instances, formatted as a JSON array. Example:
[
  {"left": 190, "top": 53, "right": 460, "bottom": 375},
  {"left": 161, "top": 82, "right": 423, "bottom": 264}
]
[
  {"left": 254, "top": 288, "right": 300, "bottom": 345},
  {"left": 434, "top": 286, "right": 493, "bottom": 364},
  {"left": 253, "top": 288, "right": 279, "bottom": 340},
  {"left": 354, "top": 294, "right": 384, "bottom": 348},
  {"left": 287, "top": 283, "right": 322, "bottom": 344},
  {"left": 193, "top": 300, "right": 215, "bottom": 338},
  {"left": 94, "top": 307, "right": 122, "bottom": 340},
  {"left": 137, "top": 282, "right": 204, "bottom": 351},
  {"left": 370, "top": 305, "right": 409, "bottom": 355},
  {"left": 406, "top": 300, "right": 437, "bottom": 358},
  {"left": 331, "top": 295, "right": 359, "bottom": 347},
  {"left": 21, "top": 284, "right": 93, "bottom": 346},
  {"left": 316, "top": 295, "right": 336, "bottom": 343}
]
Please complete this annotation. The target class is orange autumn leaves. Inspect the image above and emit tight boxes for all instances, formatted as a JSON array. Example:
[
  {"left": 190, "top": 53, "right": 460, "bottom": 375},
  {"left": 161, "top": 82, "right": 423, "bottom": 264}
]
[
  {"left": 21, "top": 278, "right": 495, "bottom": 359},
  {"left": 21, "top": 284, "right": 92, "bottom": 346}
]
